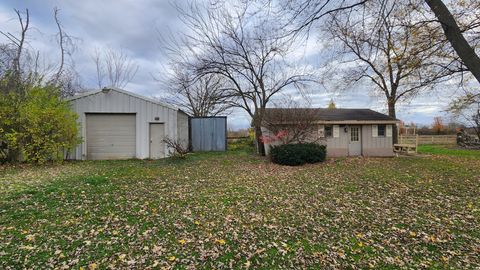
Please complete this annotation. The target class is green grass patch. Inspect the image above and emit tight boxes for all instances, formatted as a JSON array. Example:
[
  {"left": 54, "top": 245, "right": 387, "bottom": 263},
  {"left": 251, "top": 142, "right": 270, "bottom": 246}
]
[{"left": 418, "top": 144, "right": 480, "bottom": 158}]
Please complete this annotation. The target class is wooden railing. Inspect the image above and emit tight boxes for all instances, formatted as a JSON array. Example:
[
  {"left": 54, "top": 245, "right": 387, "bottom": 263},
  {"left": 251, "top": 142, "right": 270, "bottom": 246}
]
[{"left": 399, "top": 135, "right": 456, "bottom": 145}]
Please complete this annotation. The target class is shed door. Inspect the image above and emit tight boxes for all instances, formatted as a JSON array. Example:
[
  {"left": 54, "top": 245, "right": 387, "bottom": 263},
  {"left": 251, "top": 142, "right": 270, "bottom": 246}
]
[
  {"left": 348, "top": 125, "right": 362, "bottom": 156},
  {"left": 149, "top": 123, "right": 165, "bottom": 159},
  {"left": 86, "top": 114, "right": 136, "bottom": 160},
  {"left": 190, "top": 117, "right": 227, "bottom": 152}
]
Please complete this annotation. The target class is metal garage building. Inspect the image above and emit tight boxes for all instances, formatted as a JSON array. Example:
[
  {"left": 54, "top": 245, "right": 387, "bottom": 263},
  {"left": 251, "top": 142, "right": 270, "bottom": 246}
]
[{"left": 68, "top": 87, "right": 189, "bottom": 160}]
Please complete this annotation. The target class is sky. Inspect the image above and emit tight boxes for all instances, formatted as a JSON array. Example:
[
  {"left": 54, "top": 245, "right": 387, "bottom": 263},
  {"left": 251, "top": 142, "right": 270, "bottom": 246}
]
[{"left": 0, "top": 0, "right": 458, "bottom": 130}]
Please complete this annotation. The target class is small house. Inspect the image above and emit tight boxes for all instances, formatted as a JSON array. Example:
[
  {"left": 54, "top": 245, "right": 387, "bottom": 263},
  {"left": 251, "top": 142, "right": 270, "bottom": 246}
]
[
  {"left": 68, "top": 87, "right": 189, "bottom": 160},
  {"left": 261, "top": 108, "right": 399, "bottom": 157}
]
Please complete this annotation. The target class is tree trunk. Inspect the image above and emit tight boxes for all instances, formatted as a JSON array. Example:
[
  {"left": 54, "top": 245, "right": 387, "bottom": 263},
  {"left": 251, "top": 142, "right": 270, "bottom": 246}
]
[
  {"left": 254, "top": 124, "right": 266, "bottom": 156},
  {"left": 425, "top": 0, "right": 480, "bottom": 84},
  {"left": 387, "top": 98, "right": 399, "bottom": 144}
]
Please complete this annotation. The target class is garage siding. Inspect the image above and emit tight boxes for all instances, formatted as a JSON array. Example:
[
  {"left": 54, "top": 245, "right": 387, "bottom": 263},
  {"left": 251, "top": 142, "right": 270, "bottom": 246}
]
[
  {"left": 177, "top": 111, "right": 189, "bottom": 150},
  {"left": 69, "top": 89, "right": 180, "bottom": 160}
]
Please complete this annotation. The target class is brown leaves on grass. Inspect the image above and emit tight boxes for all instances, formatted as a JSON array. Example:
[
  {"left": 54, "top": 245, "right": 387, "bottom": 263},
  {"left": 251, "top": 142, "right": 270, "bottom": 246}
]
[{"left": 0, "top": 153, "right": 479, "bottom": 269}]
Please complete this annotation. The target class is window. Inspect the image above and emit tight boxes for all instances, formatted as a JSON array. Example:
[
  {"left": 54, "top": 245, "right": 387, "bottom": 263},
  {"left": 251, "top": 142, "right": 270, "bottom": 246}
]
[
  {"left": 351, "top": 127, "right": 359, "bottom": 141},
  {"left": 318, "top": 125, "right": 325, "bottom": 137},
  {"left": 378, "top": 124, "right": 386, "bottom": 137},
  {"left": 325, "top": 125, "right": 333, "bottom": 137}
]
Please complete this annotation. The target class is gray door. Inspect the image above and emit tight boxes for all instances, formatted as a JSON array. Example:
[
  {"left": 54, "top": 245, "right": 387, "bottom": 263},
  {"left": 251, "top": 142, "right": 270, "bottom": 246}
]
[
  {"left": 86, "top": 114, "right": 136, "bottom": 160},
  {"left": 149, "top": 123, "right": 165, "bottom": 159},
  {"left": 348, "top": 125, "right": 362, "bottom": 156}
]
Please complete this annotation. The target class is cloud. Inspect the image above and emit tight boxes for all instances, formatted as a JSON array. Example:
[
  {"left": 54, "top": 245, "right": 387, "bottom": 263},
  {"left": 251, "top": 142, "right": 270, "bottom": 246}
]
[
  {"left": 0, "top": 1, "right": 463, "bottom": 130},
  {"left": 0, "top": 0, "right": 178, "bottom": 88}
]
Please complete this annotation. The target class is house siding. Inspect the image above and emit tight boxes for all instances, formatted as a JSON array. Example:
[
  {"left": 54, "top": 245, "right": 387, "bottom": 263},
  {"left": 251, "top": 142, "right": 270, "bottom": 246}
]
[
  {"left": 262, "top": 123, "right": 394, "bottom": 157},
  {"left": 361, "top": 125, "right": 394, "bottom": 156},
  {"left": 261, "top": 127, "right": 281, "bottom": 156},
  {"left": 69, "top": 90, "right": 180, "bottom": 160},
  {"left": 326, "top": 125, "right": 349, "bottom": 157}
]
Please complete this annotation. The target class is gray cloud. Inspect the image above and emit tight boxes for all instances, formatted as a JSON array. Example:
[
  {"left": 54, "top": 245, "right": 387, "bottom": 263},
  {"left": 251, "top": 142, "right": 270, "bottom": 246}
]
[{"left": 0, "top": 1, "right": 460, "bottom": 130}]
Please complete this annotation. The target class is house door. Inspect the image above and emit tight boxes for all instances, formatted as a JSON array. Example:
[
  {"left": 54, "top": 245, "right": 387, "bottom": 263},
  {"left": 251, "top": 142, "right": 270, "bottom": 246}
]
[
  {"left": 348, "top": 126, "right": 362, "bottom": 156},
  {"left": 149, "top": 123, "right": 165, "bottom": 159}
]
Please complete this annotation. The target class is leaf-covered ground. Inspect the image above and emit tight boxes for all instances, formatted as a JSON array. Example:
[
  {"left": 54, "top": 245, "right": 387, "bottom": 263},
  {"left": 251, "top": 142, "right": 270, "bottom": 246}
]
[{"left": 1, "top": 145, "right": 479, "bottom": 269}]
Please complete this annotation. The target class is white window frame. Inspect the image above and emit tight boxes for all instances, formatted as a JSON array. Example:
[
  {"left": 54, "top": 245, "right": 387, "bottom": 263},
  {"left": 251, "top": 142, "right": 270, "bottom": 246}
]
[
  {"left": 318, "top": 125, "right": 325, "bottom": 137},
  {"left": 386, "top": 125, "right": 393, "bottom": 137},
  {"left": 377, "top": 124, "right": 386, "bottom": 137},
  {"left": 333, "top": 125, "right": 340, "bottom": 138}
]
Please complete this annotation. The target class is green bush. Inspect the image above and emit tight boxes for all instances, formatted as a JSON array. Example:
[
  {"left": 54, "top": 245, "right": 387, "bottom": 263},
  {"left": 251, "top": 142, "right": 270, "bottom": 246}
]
[
  {"left": 0, "top": 84, "right": 80, "bottom": 163},
  {"left": 270, "top": 143, "right": 326, "bottom": 166}
]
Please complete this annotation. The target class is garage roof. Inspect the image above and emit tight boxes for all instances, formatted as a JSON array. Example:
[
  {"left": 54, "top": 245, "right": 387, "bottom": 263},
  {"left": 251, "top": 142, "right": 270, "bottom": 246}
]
[{"left": 68, "top": 87, "right": 179, "bottom": 111}]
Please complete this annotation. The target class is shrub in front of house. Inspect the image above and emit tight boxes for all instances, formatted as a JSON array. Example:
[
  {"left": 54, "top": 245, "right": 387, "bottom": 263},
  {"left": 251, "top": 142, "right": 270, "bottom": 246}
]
[{"left": 270, "top": 143, "right": 326, "bottom": 166}]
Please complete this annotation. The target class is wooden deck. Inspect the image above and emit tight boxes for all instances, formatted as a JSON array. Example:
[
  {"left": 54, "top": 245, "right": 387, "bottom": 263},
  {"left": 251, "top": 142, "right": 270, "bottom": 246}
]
[
  {"left": 394, "top": 135, "right": 419, "bottom": 154},
  {"left": 394, "top": 143, "right": 417, "bottom": 154}
]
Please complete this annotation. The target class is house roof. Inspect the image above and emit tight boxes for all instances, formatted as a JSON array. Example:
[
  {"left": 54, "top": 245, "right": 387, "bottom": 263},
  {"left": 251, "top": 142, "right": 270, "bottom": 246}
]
[
  {"left": 67, "top": 86, "right": 179, "bottom": 111},
  {"left": 263, "top": 108, "right": 399, "bottom": 124}
]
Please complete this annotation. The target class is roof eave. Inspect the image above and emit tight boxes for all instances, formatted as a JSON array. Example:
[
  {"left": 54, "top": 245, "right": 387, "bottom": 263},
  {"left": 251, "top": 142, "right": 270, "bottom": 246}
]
[
  {"left": 67, "top": 87, "right": 179, "bottom": 111},
  {"left": 263, "top": 120, "right": 400, "bottom": 125},
  {"left": 313, "top": 120, "right": 400, "bottom": 124}
]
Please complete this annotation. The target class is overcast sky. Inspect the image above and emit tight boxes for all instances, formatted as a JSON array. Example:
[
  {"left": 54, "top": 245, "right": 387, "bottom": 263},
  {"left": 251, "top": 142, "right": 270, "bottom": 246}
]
[{"left": 0, "top": 0, "right": 457, "bottom": 129}]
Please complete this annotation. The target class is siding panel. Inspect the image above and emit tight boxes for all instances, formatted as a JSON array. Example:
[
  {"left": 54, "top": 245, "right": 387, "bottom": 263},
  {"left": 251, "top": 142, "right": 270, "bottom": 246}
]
[
  {"left": 69, "top": 89, "right": 181, "bottom": 160},
  {"left": 362, "top": 125, "right": 393, "bottom": 156},
  {"left": 191, "top": 117, "right": 227, "bottom": 151}
]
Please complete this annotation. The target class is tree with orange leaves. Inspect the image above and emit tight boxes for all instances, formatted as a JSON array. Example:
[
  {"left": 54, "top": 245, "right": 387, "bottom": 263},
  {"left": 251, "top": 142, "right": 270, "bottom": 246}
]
[{"left": 432, "top": 117, "right": 445, "bottom": 135}]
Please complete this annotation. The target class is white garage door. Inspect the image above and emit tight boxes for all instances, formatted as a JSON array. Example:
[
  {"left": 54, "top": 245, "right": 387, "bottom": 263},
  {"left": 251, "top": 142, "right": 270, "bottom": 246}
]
[{"left": 86, "top": 114, "right": 136, "bottom": 160}]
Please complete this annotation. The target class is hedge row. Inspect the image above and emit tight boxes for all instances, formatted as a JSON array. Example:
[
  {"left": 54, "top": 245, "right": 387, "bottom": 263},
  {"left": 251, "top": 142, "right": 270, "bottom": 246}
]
[{"left": 270, "top": 143, "right": 326, "bottom": 166}]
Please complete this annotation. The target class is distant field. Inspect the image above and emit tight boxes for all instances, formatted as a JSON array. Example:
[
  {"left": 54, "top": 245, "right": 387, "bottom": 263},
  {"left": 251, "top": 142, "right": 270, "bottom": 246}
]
[
  {"left": 418, "top": 144, "right": 480, "bottom": 158},
  {"left": 1, "top": 143, "right": 479, "bottom": 269}
]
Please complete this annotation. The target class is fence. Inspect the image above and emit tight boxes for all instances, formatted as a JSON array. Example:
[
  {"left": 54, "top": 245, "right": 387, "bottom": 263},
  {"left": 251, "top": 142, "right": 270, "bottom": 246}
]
[
  {"left": 190, "top": 117, "right": 227, "bottom": 151},
  {"left": 399, "top": 135, "right": 456, "bottom": 145}
]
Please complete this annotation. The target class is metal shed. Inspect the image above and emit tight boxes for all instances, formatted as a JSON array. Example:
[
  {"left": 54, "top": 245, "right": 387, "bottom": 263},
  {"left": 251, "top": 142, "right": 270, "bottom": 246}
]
[
  {"left": 190, "top": 117, "right": 227, "bottom": 152},
  {"left": 68, "top": 87, "right": 189, "bottom": 160}
]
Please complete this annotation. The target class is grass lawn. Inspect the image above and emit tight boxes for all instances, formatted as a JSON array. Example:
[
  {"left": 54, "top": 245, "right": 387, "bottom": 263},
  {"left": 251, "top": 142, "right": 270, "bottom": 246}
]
[
  {"left": 1, "top": 144, "right": 479, "bottom": 269},
  {"left": 418, "top": 144, "right": 480, "bottom": 158}
]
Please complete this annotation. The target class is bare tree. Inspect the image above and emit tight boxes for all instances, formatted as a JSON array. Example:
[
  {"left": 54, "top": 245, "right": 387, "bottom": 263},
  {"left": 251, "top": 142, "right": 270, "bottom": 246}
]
[
  {"left": 0, "top": 9, "right": 30, "bottom": 91},
  {"left": 162, "top": 66, "right": 232, "bottom": 116},
  {"left": 262, "top": 99, "right": 321, "bottom": 145},
  {"left": 0, "top": 44, "right": 16, "bottom": 78},
  {"left": 52, "top": 7, "right": 81, "bottom": 97},
  {"left": 451, "top": 97, "right": 480, "bottom": 140},
  {"left": 322, "top": 0, "right": 459, "bottom": 143},
  {"left": 53, "top": 7, "right": 65, "bottom": 85},
  {"left": 425, "top": 0, "right": 480, "bottom": 84},
  {"left": 169, "top": 1, "right": 316, "bottom": 155},
  {"left": 471, "top": 103, "right": 480, "bottom": 140},
  {"left": 93, "top": 47, "right": 139, "bottom": 89},
  {"left": 0, "top": 8, "right": 81, "bottom": 96},
  {"left": 283, "top": 0, "right": 480, "bottom": 86}
]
